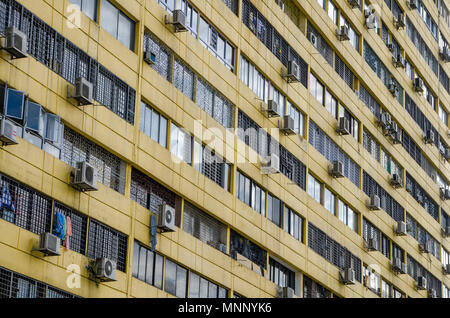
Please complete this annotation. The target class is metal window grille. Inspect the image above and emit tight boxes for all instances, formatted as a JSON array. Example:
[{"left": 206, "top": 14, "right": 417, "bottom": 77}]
[
  {"left": 407, "top": 255, "right": 442, "bottom": 297},
  {"left": 143, "top": 31, "right": 172, "bottom": 82},
  {"left": 130, "top": 168, "right": 177, "bottom": 214},
  {"left": 279, "top": 144, "right": 306, "bottom": 190},
  {"left": 200, "top": 145, "right": 229, "bottom": 189},
  {"left": 0, "top": 266, "right": 78, "bottom": 298},
  {"left": 406, "top": 173, "right": 439, "bottom": 221},
  {"left": 0, "top": 0, "right": 136, "bottom": 124},
  {"left": 0, "top": 173, "right": 52, "bottom": 235},
  {"left": 405, "top": 94, "right": 439, "bottom": 147},
  {"left": 61, "top": 126, "right": 126, "bottom": 194},
  {"left": 303, "top": 275, "right": 331, "bottom": 298},
  {"left": 53, "top": 202, "right": 88, "bottom": 255},
  {"left": 230, "top": 229, "right": 267, "bottom": 269},
  {"left": 439, "top": 65, "right": 450, "bottom": 93},
  {"left": 87, "top": 220, "right": 128, "bottom": 272},
  {"left": 221, "top": 0, "right": 238, "bottom": 15},
  {"left": 307, "top": 22, "right": 334, "bottom": 66}
]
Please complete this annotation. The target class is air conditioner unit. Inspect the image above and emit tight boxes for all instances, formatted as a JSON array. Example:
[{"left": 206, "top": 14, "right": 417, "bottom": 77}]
[
  {"left": 367, "top": 194, "right": 381, "bottom": 211},
  {"left": 416, "top": 276, "right": 427, "bottom": 290},
  {"left": 391, "top": 129, "right": 402, "bottom": 144},
  {"left": 309, "top": 32, "right": 318, "bottom": 49},
  {"left": 348, "top": 0, "right": 360, "bottom": 9},
  {"left": 280, "top": 115, "right": 296, "bottom": 136},
  {"left": 416, "top": 193, "right": 423, "bottom": 204},
  {"left": 94, "top": 257, "right": 117, "bottom": 282},
  {"left": 378, "top": 112, "right": 392, "bottom": 129},
  {"left": 387, "top": 43, "right": 395, "bottom": 52},
  {"left": 328, "top": 160, "right": 344, "bottom": 178},
  {"left": 277, "top": 286, "right": 294, "bottom": 298},
  {"left": 144, "top": 50, "right": 157, "bottom": 65},
  {"left": 0, "top": 117, "right": 18, "bottom": 146},
  {"left": 387, "top": 121, "right": 398, "bottom": 135},
  {"left": 394, "top": 221, "right": 408, "bottom": 236},
  {"left": 336, "top": 117, "right": 350, "bottom": 135},
  {"left": 394, "top": 13, "right": 406, "bottom": 29},
  {"left": 407, "top": 0, "right": 418, "bottom": 9},
  {"left": 3, "top": 26, "right": 28, "bottom": 59},
  {"left": 266, "top": 99, "right": 280, "bottom": 117},
  {"left": 440, "top": 46, "right": 450, "bottom": 62},
  {"left": 365, "top": 13, "right": 378, "bottom": 30},
  {"left": 413, "top": 78, "right": 424, "bottom": 93},
  {"left": 440, "top": 188, "right": 450, "bottom": 200},
  {"left": 443, "top": 264, "right": 450, "bottom": 275},
  {"left": 390, "top": 173, "right": 402, "bottom": 188},
  {"left": 71, "top": 161, "right": 98, "bottom": 192},
  {"left": 218, "top": 243, "right": 227, "bottom": 254},
  {"left": 35, "top": 232, "right": 61, "bottom": 256},
  {"left": 68, "top": 77, "right": 93, "bottom": 106},
  {"left": 276, "top": 0, "right": 285, "bottom": 11},
  {"left": 443, "top": 226, "right": 450, "bottom": 238},
  {"left": 261, "top": 153, "right": 280, "bottom": 175},
  {"left": 388, "top": 82, "right": 398, "bottom": 97},
  {"left": 444, "top": 148, "right": 450, "bottom": 161},
  {"left": 423, "top": 129, "right": 434, "bottom": 144},
  {"left": 366, "top": 237, "right": 378, "bottom": 251},
  {"left": 392, "top": 54, "right": 405, "bottom": 68},
  {"left": 165, "top": 9, "right": 188, "bottom": 32},
  {"left": 336, "top": 25, "right": 350, "bottom": 41},
  {"left": 428, "top": 289, "right": 438, "bottom": 298},
  {"left": 391, "top": 257, "right": 406, "bottom": 274},
  {"left": 419, "top": 241, "right": 433, "bottom": 254},
  {"left": 339, "top": 268, "right": 355, "bottom": 285},
  {"left": 286, "top": 59, "right": 300, "bottom": 83},
  {"left": 158, "top": 204, "right": 176, "bottom": 232}
]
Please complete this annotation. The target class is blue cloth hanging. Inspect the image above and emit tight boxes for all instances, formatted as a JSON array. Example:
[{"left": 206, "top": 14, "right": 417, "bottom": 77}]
[
  {"left": 0, "top": 185, "right": 15, "bottom": 212},
  {"left": 150, "top": 214, "right": 157, "bottom": 252},
  {"left": 53, "top": 212, "right": 66, "bottom": 241}
]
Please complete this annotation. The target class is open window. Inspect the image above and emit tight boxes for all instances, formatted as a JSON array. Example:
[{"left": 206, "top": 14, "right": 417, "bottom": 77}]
[{"left": 5, "top": 88, "right": 25, "bottom": 121}]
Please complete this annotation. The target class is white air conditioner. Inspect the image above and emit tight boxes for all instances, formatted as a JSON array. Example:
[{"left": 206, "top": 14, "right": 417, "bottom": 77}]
[
  {"left": 440, "top": 46, "right": 450, "bottom": 62},
  {"left": 336, "top": 25, "right": 350, "bottom": 41},
  {"left": 277, "top": 286, "right": 294, "bottom": 298},
  {"left": 280, "top": 115, "right": 296, "bottom": 136},
  {"left": 329, "top": 160, "right": 344, "bottom": 178},
  {"left": 144, "top": 50, "right": 157, "bottom": 65},
  {"left": 391, "top": 257, "right": 406, "bottom": 274},
  {"left": 391, "top": 129, "right": 402, "bottom": 144},
  {"left": 336, "top": 117, "right": 350, "bottom": 135},
  {"left": 367, "top": 194, "right": 381, "bottom": 211},
  {"left": 309, "top": 32, "right": 318, "bottom": 48},
  {"left": 94, "top": 257, "right": 117, "bottom": 282},
  {"left": 444, "top": 148, "right": 450, "bottom": 161},
  {"left": 158, "top": 204, "right": 176, "bottom": 232},
  {"left": 394, "top": 221, "right": 408, "bottom": 236},
  {"left": 165, "top": 9, "right": 188, "bottom": 32},
  {"left": 366, "top": 238, "right": 378, "bottom": 251},
  {"left": 440, "top": 188, "right": 450, "bottom": 200},
  {"left": 419, "top": 241, "right": 433, "bottom": 254},
  {"left": 428, "top": 289, "right": 438, "bottom": 298},
  {"left": 413, "top": 77, "right": 424, "bottom": 93},
  {"left": 261, "top": 153, "right": 280, "bottom": 175},
  {"left": 407, "top": 0, "right": 418, "bottom": 10},
  {"left": 266, "top": 99, "right": 280, "bottom": 117},
  {"left": 416, "top": 276, "right": 427, "bottom": 290},
  {"left": 392, "top": 54, "right": 405, "bottom": 68},
  {"left": 0, "top": 117, "right": 18, "bottom": 146},
  {"left": 68, "top": 77, "right": 93, "bottom": 106},
  {"left": 286, "top": 59, "right": 300, "bottom": 83},
  {"left": 378, "top": 112, "right": 392, "bottom": 129},
  {"left": 339, "top": 268, "right": 355, "bottom": 285},
  {"left": 443, "top": 264, "right": 450, "bottom": 275},
  {"left": 394, "top": 13, "right": 406, "bottom": 29},
  {"left": 347, "top": 0, "right": 360, "bottom": 9},
  {"left": 71, "top": 161, "right": 98, "bottom": 192},
  {"left": 423, "top": 129, "right": 434, "bottom": 144},
  {"left": 35, "top": 232, "right": 61, "bottom": 256},
  {"left": 365, "top": 13, "right": 378, "bottom": 30},
  {"left": 388, "top": 82, "right": 398, "bottom": 97},
  {"left": 390, "top": 173, "right": 402, "bottom": 188},
  {"left": 3, "top": 26, "right": 28, "bottom": 59}
]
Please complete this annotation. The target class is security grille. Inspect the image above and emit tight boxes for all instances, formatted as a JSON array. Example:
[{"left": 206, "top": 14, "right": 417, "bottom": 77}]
[
  {"left": 334, "top": 54, "right": 354, "bottom": 89},
  {"left": 439, "top": 65, "right": 449, "bottom": 93},
  {"left": 303, "top": 275, "right": 331, "bottom": 298},
  {"left": 359, "top": 84, "right": 381, "bottom": 118},
  {"left": 405, "top": 94, "right": 439, "bottom": 147},
  {"left": 0, "top": 0, "right": 136, "bottom": 124},
  {"left": 230, "top": 229, "right": 267, "bottom": 269},
  {"left": 307, "top": 22, "right": 334, "bottom": 66},
  {"left": 363, "top": 171, "right": 404, "bottom": 222},
  {"left": 173, "top": 57, "right": 194, "bottom": 100},
  {"left": 61, "top": 126, "right": 126, "bottom": 194},
  {"left": 0, "top": 173, "right": 51, "bottom": 235},
  {"left": 143, "top": 32, "right": 172, "bottom": 82},
  {"left": 308, "top": 223, "right": 362, "bottom": 283},
  {"left": 221, "top": 0, "right": 238, "bottom": 15},
  {"left": 309, "top": 121, "right": 360, "bottom": 188},
  {"left": 197, "top": 78, "right": 234, "bottom": 128},
  {"left": 53, "top": 202, "right": 88, "bottom": 255},
  {"left": 0, "top": 266, "right": 78, "bottom": 298},
  {"left": 241, "top": 0, "right": 308, "bottom": 87},
  {"left": 363, "top": 128, "right": 380, "bottom": 161},
  {"left": 279, "top": 144, "right": 306, "bottom": 190},
  {"left": 405, "top": 173, "right": 439, "bottom": 221},
  {"left": 87, "top": 220, "right": 128, "bottom": 272},
  {"left": 362, "top": 218, "right": 382, "bottom": 253},
  {"left": 407, "top": 255, "right": 442, "bottom": 297},
  {"left": 200, "top": 145, "right": 229, "bottom": 189}
]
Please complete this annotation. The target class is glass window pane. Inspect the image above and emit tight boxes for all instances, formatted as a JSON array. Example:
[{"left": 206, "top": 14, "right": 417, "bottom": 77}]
[
  {"left": 154, "top": 253, "right": 164, "bottom": 289},
  {"left": 151, "top": 110, "right": 160, "bottom": 142},
  {"left": 175, "top": 266, "right": 187, "bottom": 298},
  {"left": 101, "top": 0, "right": 118, "bottom": 38},
  {"left": 6, "top": 89, "right": 25, "bottom": 119},
  {"left": 199, "top": 277, "right": 208, "bottom": 298},
  {"left": 146, "top": 250, "right": 154, "bottom": 284},
  {"left": 118, "top": 13, "right": 135, "bottom": 50},
  {"left": 159, "top": 116, "right": 168, "bottom": 148},
  {"left": 189, "top": 273, "right": 200, "bottom": 298},
  {"left": 138, "top": 246, "right": 147, "bottom": 281},
  {"left": 26, "top": 102, "right": 44, "bottom": 136},
  {"left": 164, "top": 259, "right": 176, "bottom": 295}
]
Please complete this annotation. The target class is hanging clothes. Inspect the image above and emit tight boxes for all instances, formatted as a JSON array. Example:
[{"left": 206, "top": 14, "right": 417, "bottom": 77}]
[
  {"left": 0, "top": 185, "right": 15, "bottom": 212},
  {"left": 64, "top": 216, "right": 72, "bottom": 251},
  {"left": 53, "top": 212, "right": 66, "bottom": 241},
  {"left": 150, "top": 214, "right": 157, "bottom": 252}
]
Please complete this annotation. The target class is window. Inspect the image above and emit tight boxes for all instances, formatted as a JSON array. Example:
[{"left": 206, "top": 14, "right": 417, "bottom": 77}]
[
  {"left": 363, "top": 265, "right": 380, "bottom": 295},
  {"left": 199, "top": 17, "right": 235, "bottom": 71},
  {"left": 324, "top": 187, "right": 336, "bottom": 215},
  {"left": 393, "top": 287, "right": 405, "bottom": 298},
  {"left": 267, "top": 194, "right": 283, "bottom": 228},
  {"left": 269, "top": 258, "right": 296, "bottom": 291},
  {"left": 269, "top": 85, "right": 286, "bottom": 117},
  {"left": 340, "top": 15, "right": 359, "bottom": 51},
  {"left": 303, "top": 275, "right": 331, "bottom": 298},
  {"left": 100, "top": 0, "right": 135, "bottom": 50},
  {"left": 140, "top": 102, "right": 168, "bottom": 148},
  {"left": 338, "top": 199, "right": 358, "bottom": 232},
  {"left": 327, "top": 0, "right": 338, "bottom": 25},
  {"left": 170, "top": 123, "right": 192, "bottom": 165},
  {"left": 284, "top": 206, "right": 303, "bottom": 242},
  {"left": 164, "top": 259, "right": 188, "bottom": 297},
  {"left": 87, "top": 220, "right": 128, "bottom": 272},
  {"left": 239, "top": 55, "right": 269, "bottom": 103},
  {"left": 236, "top": 171, "right": 266, "bottom": 216},
  {"left": 286, "top": 101, "right": 305, "bottom": 137},
  {"left": 69, "top": 0, "right": 98, "bottom": 21},
  {"left": 133, "top": 241, "right": 165, "bottom": 290},
  {"left": 230, "top": 230, "right": 267, "bottom": 270},
  {"left": 61, "top": 126, "right": 126, "bottom": 194},
  {"left": 439, "top": 104, "right": 448, "bottom": 126},
  {"left": 309, "top": 74, "right": 324, "bottom": 105},
  {"left": 53, "top": 203, "right": 88, "bottom": 255},
  {"left": 308, "top": 174, "right": 322, "bottom": 204},
  {"left": 183, "top": 201, "right": 227, "bottom": 250},
  {"left": 173, "top": 57, "right": 195, "bottom": 100},
  {"left": 363, "top": 128, "right": 380, "bottom": 161},
  {"left": 324, "top": 90, "right": 337, "bottom": 119},
  {"left": 189, "top": 272, "right": 227, "bottom": 298},
  {"left": 143, "top": 32, "right": 172, "bottom": 81},
  {"left": 338, "top": 105, "right": 359, "bottom": 141}
]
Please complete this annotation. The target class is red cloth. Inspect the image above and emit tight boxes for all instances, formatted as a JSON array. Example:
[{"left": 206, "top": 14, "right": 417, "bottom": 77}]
[{"left": 64, "top": 216, "right": 72, "bottom": 251}]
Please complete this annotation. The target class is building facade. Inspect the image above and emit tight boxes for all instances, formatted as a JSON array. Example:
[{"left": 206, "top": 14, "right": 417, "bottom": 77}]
[{"left": 0, "top": 0, "right": 449, "bottom": 298}]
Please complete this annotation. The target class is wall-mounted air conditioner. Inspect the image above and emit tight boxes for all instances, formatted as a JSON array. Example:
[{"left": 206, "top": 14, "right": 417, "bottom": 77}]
[
  {"left": 70, "top": 161, "right": 98, "bottom": 192},
  {"left": 328, "top": 160, "right": 344, "bottom": 178},
  {"left": 390, "top": 173, "right": 402, "bottom": 188},
  {"left": 394, "top": 221, "right": 408, "bottom": 236},
  {"left": 336, "top": 117, "right": 350, "bottom": 135},
  {"left": 339, "top": 268, "right": 355, "bottom": 285},
  {"left": 367, "top": 194, "right": 381, "bottom": 211},
  {"left": 336, "top": 25, "right": 350, "bottom": 41},
  {"left": 0, "top": 117, "right": 18, "bottom": 146},
  {"left": 68, "top": 77, "right": 94, "bottom": 106},
  {"left": 280, "top": 115, "right": 296, "bottom": 136},
  {"left": 94, "top": 257, "right": 117, "bottom": 282},
  {"left": 165, "top": 9, "right": 188, "bottom": 32},
  {"left": 158, "top": 204, "right": 176, "bottom": 232},
  {"left": 261, "top": 153, "right": 280, "bottom": 175},
  {"left": 2, "top": 26, "right": 28, "bottom": 59}
]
